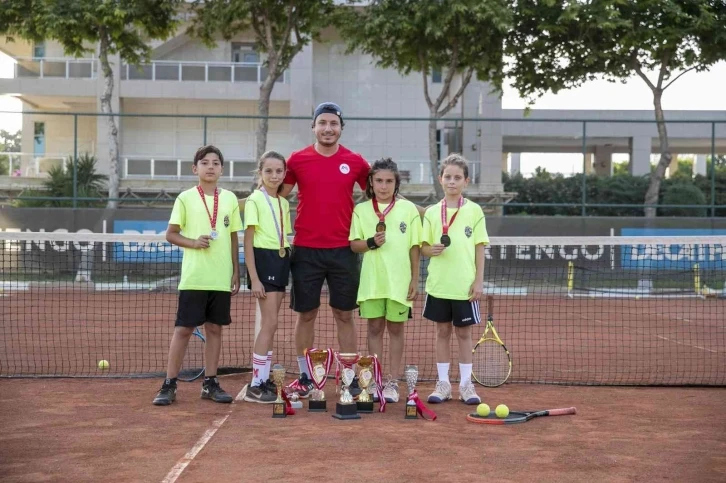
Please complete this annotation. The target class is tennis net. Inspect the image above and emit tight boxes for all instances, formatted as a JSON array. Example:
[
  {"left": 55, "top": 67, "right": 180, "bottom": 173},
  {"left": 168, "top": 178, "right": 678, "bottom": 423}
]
[{"left": 1, "top": 232, "right": 725, "bottom": 385}]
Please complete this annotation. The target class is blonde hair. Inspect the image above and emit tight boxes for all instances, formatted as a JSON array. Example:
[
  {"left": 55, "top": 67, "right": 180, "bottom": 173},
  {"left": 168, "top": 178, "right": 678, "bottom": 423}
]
[
  {"left": 257, "top": 150, "right": 286, "bottom": 194},
  {"left": 439, "top": 153, "right": 469, "bottom": 178}
]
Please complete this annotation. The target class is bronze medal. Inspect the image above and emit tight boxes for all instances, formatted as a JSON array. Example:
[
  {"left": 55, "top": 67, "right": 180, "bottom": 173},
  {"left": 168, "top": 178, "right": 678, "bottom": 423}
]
[
  {"left": 440, "top": 234, "right": 451, "bottom": 247},
  {"left": 376, "top": 221, "right": 386, "bottom": 233}
]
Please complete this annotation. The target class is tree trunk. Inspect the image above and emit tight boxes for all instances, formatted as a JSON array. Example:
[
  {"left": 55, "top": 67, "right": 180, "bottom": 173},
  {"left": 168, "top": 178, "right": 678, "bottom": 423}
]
[
  {"left": 428, "top": 114, "right": 443, "bottom": 199},
  {"left": 99, "top": 35, "right": 120, "bottom": 209},
  {"left": 643, "top": 89, "right": 670, "bottom": 218},
  {"left": 255, "top": 73, "right": 277, "bottom": 161}
]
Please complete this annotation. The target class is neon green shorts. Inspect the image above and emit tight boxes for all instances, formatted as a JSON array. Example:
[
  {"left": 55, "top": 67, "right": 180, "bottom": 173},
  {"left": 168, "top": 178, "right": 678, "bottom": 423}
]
[{"left": 359, "top": 298, "right": 411, "bottom": 323}]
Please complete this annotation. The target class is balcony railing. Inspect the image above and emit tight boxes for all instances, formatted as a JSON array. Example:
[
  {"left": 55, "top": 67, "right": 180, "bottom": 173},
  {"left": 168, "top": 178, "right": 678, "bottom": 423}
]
[
  {"left": 0, "top": 152, "right": 67, "bottom": 177},
  {"left": 120, "top": 60, "right": 288, "bottom": 84},
  {"left": 13, "top": 57, "right": 97, "bottom": 79},
  {"left": 123, "top": 156, "right": 256, "bottom": 180}
]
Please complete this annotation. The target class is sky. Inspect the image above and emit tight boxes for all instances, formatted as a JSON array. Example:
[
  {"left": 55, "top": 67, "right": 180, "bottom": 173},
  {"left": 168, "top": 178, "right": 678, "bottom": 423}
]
[{"left": 1, "top": 52, "right": 723, "bottom": 174}]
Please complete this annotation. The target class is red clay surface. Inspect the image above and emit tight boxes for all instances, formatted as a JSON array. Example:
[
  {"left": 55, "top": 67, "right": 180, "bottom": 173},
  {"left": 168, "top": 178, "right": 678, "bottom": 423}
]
[
  {"left": 3, "top": 291, "right": 725, "bottom": 385},
  {"left": 1, "top": 377, "right": 725, "bottom": 482}
]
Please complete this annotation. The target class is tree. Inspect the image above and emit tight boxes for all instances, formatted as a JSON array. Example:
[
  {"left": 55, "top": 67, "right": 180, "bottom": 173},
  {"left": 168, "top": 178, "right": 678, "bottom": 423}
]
[
  {"left": 506, "top": 0, "right": 726, "bottom": 217},
  {"left": 188, "top": 0, "right": 335, "bottom": 160},
  {"left": 0, "top": 129, "right": 21, "bottom": 175},
  {"left": 339, "top": 0, "right": 511, "bottom": 198},
  {"left": 0, "top": 1, "right": 182, "bottom": 208}
]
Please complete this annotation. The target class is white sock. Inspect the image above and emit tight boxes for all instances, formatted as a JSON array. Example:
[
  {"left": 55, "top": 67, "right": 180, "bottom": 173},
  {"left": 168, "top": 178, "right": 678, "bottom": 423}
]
[
  {"left": 262, "top": 350, "right": 273, "bottom": 381},
  {"left": 252, "top": 353, "right": 266, "bottom": 386},
  {"left": 437, "top": 363, "right": 450, "bottom": 383},
  {"left": 459, "top": 363, "right": 473, "bottom": 387},
  {"left": 297, "top": 356, "right": 310, "bottom": 378}
]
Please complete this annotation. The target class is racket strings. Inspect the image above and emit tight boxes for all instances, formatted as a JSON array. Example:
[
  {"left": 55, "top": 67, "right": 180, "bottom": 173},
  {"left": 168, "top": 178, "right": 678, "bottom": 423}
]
[{"left": 473, "top": 340, "right": 510, "bottom": 386}]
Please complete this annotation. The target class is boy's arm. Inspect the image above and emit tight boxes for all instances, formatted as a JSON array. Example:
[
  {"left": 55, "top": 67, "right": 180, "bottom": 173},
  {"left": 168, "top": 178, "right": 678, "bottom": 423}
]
[
  {"left": 166, "top": 224, "right": 210, "bottom": 249},
  {"left": 407, "top": 245, "right": 421, "bottom": 300},
  {"left": 279, "top": 183, "right": 295, "bottom": 198},
  {"left": 230, "top": 231, "right": 240, "bottom": 295},
  {"left": 468, "top": 243, "right": 486, "bottom": 302},
  {"left": 243, "top": 227, "right": 258, "bottom": 284}
]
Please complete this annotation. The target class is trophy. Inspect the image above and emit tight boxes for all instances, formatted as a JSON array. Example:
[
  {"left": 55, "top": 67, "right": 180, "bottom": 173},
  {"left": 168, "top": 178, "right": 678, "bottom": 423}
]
[
  {"left": 356, "top": 355, "right": 375, "bottom": 413},
  {"left": 404, "top": 364, "right": 418, "bottom": 419},
  {"left": 306, "top": 348, "right": 332, "bottom": 412},
  {"left": 332, "top": 352, "right": 361, "bottom": 420},
  {"left": 271, "top": 364, "right": 287, "bottom": 418}
]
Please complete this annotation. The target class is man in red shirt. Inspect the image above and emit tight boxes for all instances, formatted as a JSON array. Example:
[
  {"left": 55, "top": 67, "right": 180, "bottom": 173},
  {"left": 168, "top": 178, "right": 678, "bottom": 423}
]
[{"left": 281, "top": 102, "right": 369, "bottom": 395}]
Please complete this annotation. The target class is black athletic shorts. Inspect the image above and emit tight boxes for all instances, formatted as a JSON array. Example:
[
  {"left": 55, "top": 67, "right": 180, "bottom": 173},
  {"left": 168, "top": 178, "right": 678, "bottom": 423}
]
[
  {"left": 422, "top": 293, "right": 481, "bottom": 327},
  {"left": 290, "top": 246, "right": 359, "bottom": 313},
  {"left": 175, "top": 290, "right": 232, "bottom": 327},
  {"left": 246, "top": 247, "right": 290, "bottom": 293}
]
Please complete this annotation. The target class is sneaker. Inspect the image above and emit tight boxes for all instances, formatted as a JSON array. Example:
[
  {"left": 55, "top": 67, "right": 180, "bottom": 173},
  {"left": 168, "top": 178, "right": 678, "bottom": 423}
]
[
  {"left": 201, "top": 378, "right": 233, "bottom": 403},
  {"left": 263, "top": 378, "right": 279, "bottom": 396},
  {"left": 458, "top": 382, "right": 481, "bottom": 405},
  {"left": 285, "top": 373, "right": 314, "bottom": 399},
  {"left": 427, "top": 380, "right": 452, "bottom": 404},
  {"left": 349, "top": 376, "right": 362, "bottom": 398},
  {"left": 153, "top": 379, "right": 177, "bottom": 406},
  {"left": 382, "top": 379, "right": 400, "bottom": 403},
  {"left": 243, "top": 383, "right": 277, "bottom": 404}
]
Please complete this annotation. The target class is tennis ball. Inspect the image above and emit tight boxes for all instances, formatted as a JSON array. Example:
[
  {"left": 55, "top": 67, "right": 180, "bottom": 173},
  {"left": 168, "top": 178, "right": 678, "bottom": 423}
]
[
  {"left": 495, "top": 404, "right": 509, "bottom": 418},
  {"left": 635, "top": 296, "right": 641, "bottom": 300},
  {"left": 98, "top": 359, "right": 109, "bottom": 370},
  {"left": 476, "top": 403, "right": 490, "bottom": 417}
]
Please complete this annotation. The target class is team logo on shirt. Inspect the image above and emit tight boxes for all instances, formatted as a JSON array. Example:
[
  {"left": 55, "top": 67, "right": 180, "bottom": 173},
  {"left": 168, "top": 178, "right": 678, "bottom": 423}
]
[
  {"left": 339, "top": 163, "right": 350, "bottom": 174},
  {"left": 399, "top": 221, "right": 407, "bottom": 234},
  {"left": 224, "top": 215, "right": 230, "bottom": 227},
  {"left": 465, "top": 226, "right": 473, "bottom": 238}
]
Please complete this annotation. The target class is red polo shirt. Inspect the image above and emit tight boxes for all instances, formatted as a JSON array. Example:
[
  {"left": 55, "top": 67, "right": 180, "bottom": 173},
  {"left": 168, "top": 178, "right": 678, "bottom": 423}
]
[{"left": 284, "top": 144, "right": 369, "bottom": 248}]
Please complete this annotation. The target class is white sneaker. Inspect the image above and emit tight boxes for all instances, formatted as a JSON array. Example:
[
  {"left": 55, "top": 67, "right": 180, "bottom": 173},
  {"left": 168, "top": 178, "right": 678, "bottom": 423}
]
[
  {"left": 369, "top": 381, "right": 379, "bottom": 402},
  {"left": 382, "top": 379, "right": 400, "bottom": 403},
  {"left": 427, "top": 380, "right": 452, "bottom": 404},
  {"left": 458, "top": 382, "right": 481, "bottom": 405}
]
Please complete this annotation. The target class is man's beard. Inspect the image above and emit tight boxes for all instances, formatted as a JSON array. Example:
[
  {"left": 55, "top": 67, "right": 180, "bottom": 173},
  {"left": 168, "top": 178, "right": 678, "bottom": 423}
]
[{"left": 316, "top": 132, "right": 340, "bottom": 147}]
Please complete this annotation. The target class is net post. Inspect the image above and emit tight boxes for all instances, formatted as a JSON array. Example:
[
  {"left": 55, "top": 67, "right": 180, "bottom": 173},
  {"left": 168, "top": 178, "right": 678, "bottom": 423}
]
[
  {"left": 567, "top": 261, "right": 574, "bottom": 298},
  {"left": 693, "top": 263, "right": 701, "bottom": 296}
]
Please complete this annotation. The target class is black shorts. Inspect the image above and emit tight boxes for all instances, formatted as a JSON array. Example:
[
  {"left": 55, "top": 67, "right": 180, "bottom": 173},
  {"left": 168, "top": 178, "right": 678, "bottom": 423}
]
[
  {"left": 246, "top": 247, "right": 290, "bottom": 293},
  {"left": 290, "top": 246, "right": 359, "bottom": 313},
  {"left": 422, "top": 294, "right": 481, "bottom": 327},
  {"left": 175, "top": 290, "right": 232, "bottom": 327}
]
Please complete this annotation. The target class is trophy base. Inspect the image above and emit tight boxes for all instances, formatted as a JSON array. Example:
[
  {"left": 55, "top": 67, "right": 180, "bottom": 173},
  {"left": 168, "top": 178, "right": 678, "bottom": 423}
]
[
  {"left": 272, "top": 402, "right": 287, "bottom": 418},
  {"left": 356, "top": 400, "right": 374, "bottom": 413},
  {"left": 332, "top": 402, "right": 360, "bottom": 420},
  {"left": 308, "top": 400, "right": 327, "bottom": 412},
  {"left": 405, "top": 403, "right": 418, "bottom": 420}
]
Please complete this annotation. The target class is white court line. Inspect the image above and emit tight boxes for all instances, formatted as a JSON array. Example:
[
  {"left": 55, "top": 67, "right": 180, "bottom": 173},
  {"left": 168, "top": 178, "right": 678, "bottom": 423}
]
[{"left": 161, "top": 385, "right": 246, "bottom": 483}]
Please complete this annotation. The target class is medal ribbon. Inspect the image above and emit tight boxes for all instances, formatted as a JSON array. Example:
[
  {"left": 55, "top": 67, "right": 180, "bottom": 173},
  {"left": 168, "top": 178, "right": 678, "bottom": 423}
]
[
  {"left": 372, "top": 355, "right": 386, "bottom": 413},
  {"left": 280, "top": 388, "right": 295, "bottom": 415},
  {"left": 407, "top": 390, "right": 437, "bottom": 421},
  {"left": 372, "top": 198, "right": 396, "bottom": 224},
  {"left": 304, "top": 348, "right": 334, "bottom": 391},
  {"left": 196, "top": 186, "right": 219, "bottom": 232},
  {"left": 260, "top": 186, "right": 285, "bottom": 251},
  {"left": 440, "top": 196, "right": 464, "bottom": 236}
]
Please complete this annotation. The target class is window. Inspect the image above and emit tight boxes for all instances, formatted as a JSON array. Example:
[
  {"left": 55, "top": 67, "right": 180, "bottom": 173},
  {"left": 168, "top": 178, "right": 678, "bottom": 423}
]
[
  {"left": 432, "top": 68, "right": 442, "bottom": 84},
  {"left": 232, "top": 43, "right": 259, "bottom": 63},
  {"left": 33, "top": 122, "right": 45, "bottom": 157},
  {"left": 33, "top": 42, "right": 46, "bottom": 59},
  {"left": 436, "top": 129, "right": 442, "bottom": 160}
]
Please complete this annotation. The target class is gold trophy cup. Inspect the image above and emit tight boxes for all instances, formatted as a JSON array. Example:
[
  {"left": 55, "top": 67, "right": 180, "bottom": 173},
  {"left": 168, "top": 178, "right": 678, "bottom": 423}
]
[
  {"left": 332, "top": 352, "right": 361, "bottom": 420},
  {"left": 271, "top": 364, "right": 287, "bottom": 418},
  {"left": 308, "top": 349, "right": 330, "bottom": 412},
  {"left": 356, "top": 355, "right": 375, "bottom": 413}
]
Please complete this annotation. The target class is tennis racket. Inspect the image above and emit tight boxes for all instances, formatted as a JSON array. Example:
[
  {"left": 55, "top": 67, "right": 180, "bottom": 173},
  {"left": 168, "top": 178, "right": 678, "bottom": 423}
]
[
  {"left": 472, "top": 295, "right": 511, "bottom": 387},
  {"left": 179, "top": 327, "right": 206, "bottom": 382},
  {"left": 467, "top": 407, "right": 577, "bottom": 425}
]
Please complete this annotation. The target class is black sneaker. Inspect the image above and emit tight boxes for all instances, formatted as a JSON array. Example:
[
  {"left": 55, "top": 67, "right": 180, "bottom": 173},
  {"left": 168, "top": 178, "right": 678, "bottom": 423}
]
[
  {"left": 285, "top": 373, "right": 314, "bottom": 399},
  {"left": 263, "top": 378, "right": 279, "bottom": 397},
  {"left": 201, "top": 378, "right": 233, "bottom": 403},
  {"left": 349, "top": 376, "right": 362, "bottom": 398},
  {"left": 153, "top": 379, "right": 177, "bottom": 406},
  {"left": 243, "top": 383, "right": 277, "bottom": 404}
]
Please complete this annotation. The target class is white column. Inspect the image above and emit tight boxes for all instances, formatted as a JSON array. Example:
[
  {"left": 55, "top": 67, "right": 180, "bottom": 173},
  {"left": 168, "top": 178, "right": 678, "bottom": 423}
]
[
  {"left": 476, "top": 81, "right": 503, "bottom": 193},
  {"left": 510, "top": 153, "right": 521, "bottom": 175},
  {"left": 695, "top": 155, "right": 707, "bottom": 176},
  {"left": 287, "top": 43, "right": 314, "bottom": 153},
  {"left": 629, "top": 136, "right": 651, "bottom": 176},
  {"left": 594, "top": 145, "right": 613, "bottom": 176}
]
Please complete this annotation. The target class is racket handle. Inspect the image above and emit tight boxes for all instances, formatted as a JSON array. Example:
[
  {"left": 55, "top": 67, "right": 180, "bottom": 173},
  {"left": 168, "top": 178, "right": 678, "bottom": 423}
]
[
  {"left": 487, "top": 295, "right": 494, "bottom": 314},
  {"left": 548, "top": 407, "right": 577, "bottom": 416}
]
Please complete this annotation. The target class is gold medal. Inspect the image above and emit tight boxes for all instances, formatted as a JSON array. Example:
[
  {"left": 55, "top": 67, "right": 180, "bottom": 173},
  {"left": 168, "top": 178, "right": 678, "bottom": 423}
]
[{"left": 279, "top": 247, "right": 286, "bottom": 258}]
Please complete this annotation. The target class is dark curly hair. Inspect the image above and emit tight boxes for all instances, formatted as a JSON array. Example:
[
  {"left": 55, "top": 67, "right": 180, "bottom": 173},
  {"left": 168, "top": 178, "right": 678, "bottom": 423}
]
[{"left": 365, "top": 157, "right": 401, "bottom": 200}]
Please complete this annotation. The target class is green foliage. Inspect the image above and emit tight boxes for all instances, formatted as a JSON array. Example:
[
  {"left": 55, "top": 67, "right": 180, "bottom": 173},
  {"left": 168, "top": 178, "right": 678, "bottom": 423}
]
[
  {"left": 659, "top": 183, "right": 707, "bottom": 217},
  {"left": 0, "top": 1, "right": 182, "bottom": 66},
  {"left": 14, "top": 153, "right": 108, "bottom": 208},
  {"left": 0, "top": 129, "right": 21, "bottom": 176},
  {"left": 694, "top": 169, "right": 726, "bottom": 217}
]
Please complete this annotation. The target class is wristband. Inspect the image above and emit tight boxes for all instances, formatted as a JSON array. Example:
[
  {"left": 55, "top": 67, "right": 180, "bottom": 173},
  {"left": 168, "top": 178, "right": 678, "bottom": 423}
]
[{"left": 366, "top": 237, "right": 379, "bottom": 250}]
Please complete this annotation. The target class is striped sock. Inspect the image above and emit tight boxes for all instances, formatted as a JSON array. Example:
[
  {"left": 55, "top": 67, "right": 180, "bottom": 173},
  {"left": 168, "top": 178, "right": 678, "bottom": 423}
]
[
  {"left": 252, "top": 353, "right": 266, "bottom": 386},
  {"left": 262, "top": 351, "right": 273, "bottom": 381},
  {"left": 297, "top": 356, "right": 310, "bottom": 378}
]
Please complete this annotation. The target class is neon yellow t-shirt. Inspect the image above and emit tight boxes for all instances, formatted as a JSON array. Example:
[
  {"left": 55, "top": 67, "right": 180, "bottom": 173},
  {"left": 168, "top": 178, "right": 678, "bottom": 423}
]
[
  {"left": 243, "top": 189, "right": 292, "bottom": 249},
  {"left": 169, "top": 187, "right": 242, "bottom": 291},
  {"left": 349, "top": 199, "right": 423, "bottom": 307},
  {"left": 422, "top": 199, "right": 489, "bottom": 300}
]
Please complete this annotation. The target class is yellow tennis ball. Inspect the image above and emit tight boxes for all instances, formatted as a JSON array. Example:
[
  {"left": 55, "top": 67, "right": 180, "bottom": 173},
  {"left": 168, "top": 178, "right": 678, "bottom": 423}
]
[
  {"left": 635, "top": 296, "right": 641, "bottom": 300},
  {"left": 476, "top": 403, "right": 490, "bottom": 417},
  {"left": 495, "top": 404, "right": 509, "bottom": 418},
  {"left": 98, "top": 359, "right": 109, "bottom": 370}
]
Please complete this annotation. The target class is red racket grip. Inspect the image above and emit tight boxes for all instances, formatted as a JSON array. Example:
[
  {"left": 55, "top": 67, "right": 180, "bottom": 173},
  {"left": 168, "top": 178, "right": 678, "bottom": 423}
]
[{"left": 548, "top": 407, "right": 577, "bottom": 416}]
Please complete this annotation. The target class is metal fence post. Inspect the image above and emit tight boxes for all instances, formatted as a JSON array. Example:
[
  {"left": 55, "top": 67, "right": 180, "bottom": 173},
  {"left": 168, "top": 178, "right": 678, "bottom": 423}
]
[
  {"left": 203, "top": 116, "right": 208, "bottom": 145},
  {"left": 711, "top": 122, "right": 717, "bottom": 218},
  {"left": 581, "top": 121, "right": 587, "bottom": 216},
  {"left": 73, "top": 114, "right": 78, "bottom": 209}
]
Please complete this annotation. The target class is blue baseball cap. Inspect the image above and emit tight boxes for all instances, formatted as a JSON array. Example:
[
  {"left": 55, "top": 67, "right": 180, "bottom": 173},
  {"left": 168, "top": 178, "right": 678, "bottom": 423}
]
[{"left": 313, "top": 102, "right": 343, "bottom": 123}]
